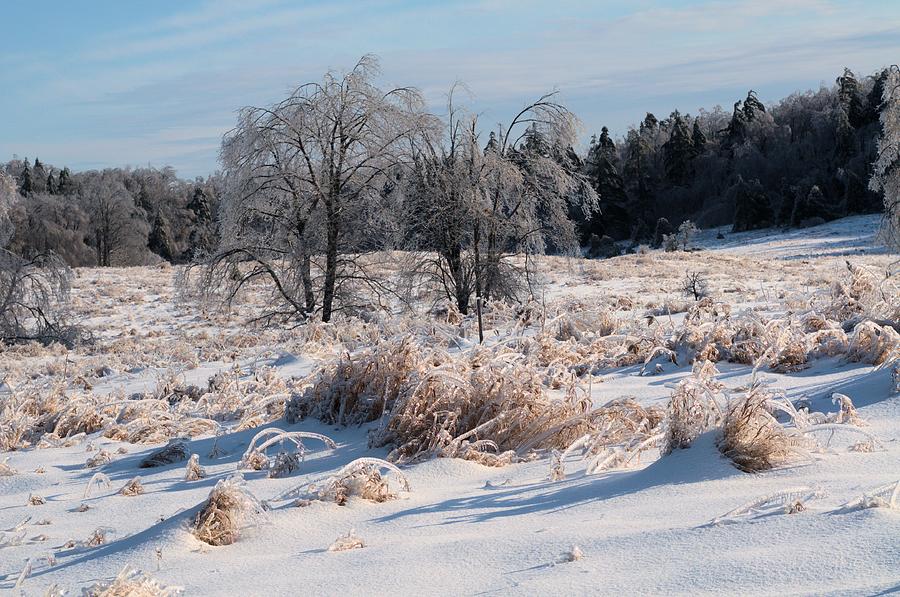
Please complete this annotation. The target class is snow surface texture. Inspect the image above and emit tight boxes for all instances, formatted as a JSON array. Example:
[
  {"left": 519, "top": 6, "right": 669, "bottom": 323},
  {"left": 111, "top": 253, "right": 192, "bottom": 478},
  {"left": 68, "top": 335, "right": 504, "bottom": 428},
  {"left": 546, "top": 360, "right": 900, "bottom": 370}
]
[{"left": 1, "top": 214, "right": 898, "bottom": 596}]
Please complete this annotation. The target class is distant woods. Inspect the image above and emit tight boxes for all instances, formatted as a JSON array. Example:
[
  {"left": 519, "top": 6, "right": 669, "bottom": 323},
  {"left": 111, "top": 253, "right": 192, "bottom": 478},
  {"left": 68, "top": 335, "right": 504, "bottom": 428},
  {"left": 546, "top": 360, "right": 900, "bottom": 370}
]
[
  {"left": 581, "top": 68, "right": 892, "bottom": 243},
  {"left": 1, "top": 160, "right": 219, "bottom": 267},
  {"left": 2, "top": 63, "right": 898, "bottom": 321}
]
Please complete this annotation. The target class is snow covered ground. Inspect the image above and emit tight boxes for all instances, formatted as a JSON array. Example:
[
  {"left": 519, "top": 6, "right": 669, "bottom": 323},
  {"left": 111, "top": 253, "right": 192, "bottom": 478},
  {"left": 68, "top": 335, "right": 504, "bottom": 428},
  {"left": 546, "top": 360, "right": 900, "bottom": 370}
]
[{"left": 1, "top": 215, "right": 898, "bottom": 596}]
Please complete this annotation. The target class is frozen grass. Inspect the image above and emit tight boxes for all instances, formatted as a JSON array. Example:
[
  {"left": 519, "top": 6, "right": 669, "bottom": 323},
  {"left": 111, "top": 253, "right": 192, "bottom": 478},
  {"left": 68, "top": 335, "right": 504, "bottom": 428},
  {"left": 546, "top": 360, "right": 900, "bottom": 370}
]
[
  {"left": 719, "top": 382, "right": 809, "bottom": 473},
  {"left": 192, "top": 476, "right": 264, "bottom": 546},
  {"left": 0, "top": 220, "right": 897, "bottom": 594},
  {"left": 81, "top": 565, "right": 183, "bottom": 596}
]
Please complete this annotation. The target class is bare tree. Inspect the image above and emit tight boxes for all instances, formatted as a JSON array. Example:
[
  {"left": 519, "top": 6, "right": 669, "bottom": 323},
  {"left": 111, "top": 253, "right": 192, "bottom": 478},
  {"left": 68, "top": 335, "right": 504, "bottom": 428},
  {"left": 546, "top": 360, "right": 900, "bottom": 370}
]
[
  {"left": 400, "top": 89, "right": 598, "bottom": 334},
  {"left": 871, "top": 65, "right": 900, "bottom": 252},
  {"left": 202, "top": 55, "right": 429, "bottom": 323},
  {"left": 0, "top": 172, "right": 77, "bottom": 346},
  {"left": 80, "top": 170, "right": 149, "bottom": 266}
]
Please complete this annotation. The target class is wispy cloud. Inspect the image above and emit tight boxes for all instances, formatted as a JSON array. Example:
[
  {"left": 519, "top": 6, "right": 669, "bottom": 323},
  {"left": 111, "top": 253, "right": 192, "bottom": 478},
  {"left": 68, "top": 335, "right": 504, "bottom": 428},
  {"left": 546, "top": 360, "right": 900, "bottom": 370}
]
[{"left": 1, "top": 0, "right": 898, "bottom": 177}]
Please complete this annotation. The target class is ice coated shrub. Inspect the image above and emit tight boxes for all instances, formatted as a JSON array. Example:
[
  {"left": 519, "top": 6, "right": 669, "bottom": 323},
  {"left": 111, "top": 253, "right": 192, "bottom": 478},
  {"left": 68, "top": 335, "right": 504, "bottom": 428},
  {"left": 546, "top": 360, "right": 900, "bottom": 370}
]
[
  {"left": 719, "top": 383, "right": 808, "bottom": 473},
  {"left": 289, "top": 458, "right": 410, "bottom": 506},
  {"left": 662, "top": 361, "right": 723, "bottom": 454},
  {"left": 550, "top": 398, "right": 664, "bottom": 479},
  {"left": 193, "top": 476, "right": 264, "bottom": 546},
  {"left": 119, "top": 476, "right": 144, "bottom": 496},
  {"left": 184, "top": 453, "right": 206, "bottom": 481},
  {"left": 238, "top": 428, "right": 336, "bottom": 472}
]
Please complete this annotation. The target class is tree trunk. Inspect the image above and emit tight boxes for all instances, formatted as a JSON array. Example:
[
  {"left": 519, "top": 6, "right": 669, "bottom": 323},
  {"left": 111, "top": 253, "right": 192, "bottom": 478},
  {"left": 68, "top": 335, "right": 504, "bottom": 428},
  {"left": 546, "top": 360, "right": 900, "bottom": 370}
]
[
  {"left": 301, "top": 252, "right": 315, "bottom": 316},
  {"left": 321, "top": 196, "right": 339, "bottom": 323}
]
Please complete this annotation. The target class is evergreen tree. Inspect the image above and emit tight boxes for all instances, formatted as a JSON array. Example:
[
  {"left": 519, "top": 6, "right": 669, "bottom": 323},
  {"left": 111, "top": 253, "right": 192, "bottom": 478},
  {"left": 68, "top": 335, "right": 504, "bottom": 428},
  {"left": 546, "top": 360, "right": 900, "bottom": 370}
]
[
  {"left": 484, "top": 130, "right": 499, "bottom": 155},
  {"left": 584, "top": 127, "right": 631, "bottom": 240},
  {"left": 19, "top": 158, "right": 33, "bottom": 196},
  {"left": 865, "top": 68, "right": 889, "bottom": 125},
  {"left": 652, "top": 217, "right": 674, "bottom": 248},
  {"left": 742, "top": 90, "right": 766, "bottom": 121},
  {"left": 691, "top": 120, "right": 707, "bottom": 155},
  {"left": 148, "top": 211, "right": 174, "bottom": 261},
  {"left": 46, "top": 171, "right": 58, "bottom": 195},
  {"left": 836, "top": 68, "right": 865, "bottom": 128},
  {"left": 31, "top": 158, "right": 47, "bottom": 194},
  {"left": 791, "top": 184, "right": 834, "bottom": 227},
  {"left": 731, "top": 177, "right": 773, "bottom": 232},
  {"left": 724, "top": 101, "right": 748, "bottom": 148},
  {"left": 57, "top": 167, "right": 74, "bottom": 195},
  {"left": 187, "top": 187, "right": 212, "bottom": 222},
  {"left": 663, "top": 111, "right": 694, "bottom": 184}
]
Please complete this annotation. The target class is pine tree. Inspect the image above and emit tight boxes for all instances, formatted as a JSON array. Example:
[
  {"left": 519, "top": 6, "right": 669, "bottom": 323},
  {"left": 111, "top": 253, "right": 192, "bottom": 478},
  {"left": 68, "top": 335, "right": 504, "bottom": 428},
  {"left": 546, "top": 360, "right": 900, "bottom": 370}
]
[
  {"left": 584, "top": 127, "right": 631, "bottom": 240},
  {"left": 791, "top": 184, "right": 834, "bottom": 227},
  {"left": 731, "top": 177, "right": 773, "bottom": 232},
  {"left": 484, "top": 131, "right": 499, "bottom": 154},
  {"left": 836, "top": 68, "right": 865, "bottom": 128},
  {"left": 31, "top": 158, "right": 47, "bottom": 194},
  {"left": 663, "top": 111, "right": 694, "bottom": 184},
  {"left": 652, "top": 217, "right": 674, "bottom": 248},
  {"left": 148, "top": 211, "right": 174, "bottom": 261},
  {"left": 691, "top": 120, "right": 707, "bottom": 155},
  {"left": 57, "top": 167, "right": 74, "bottom": 195},
  {"left": 742, "top": 90, "right": 766, "bottom": 121},
  {"left": 46, "top": 171, "right": 58, "bottom": 194},
  {"left": 725, "top": 101, "right": 748, "bottom": 147},
  {"left": 19, "top": 158, "right": 33, "bottom": 196},
  {"left": 187, "top": 187, "right": 211, "bottom": 222}
]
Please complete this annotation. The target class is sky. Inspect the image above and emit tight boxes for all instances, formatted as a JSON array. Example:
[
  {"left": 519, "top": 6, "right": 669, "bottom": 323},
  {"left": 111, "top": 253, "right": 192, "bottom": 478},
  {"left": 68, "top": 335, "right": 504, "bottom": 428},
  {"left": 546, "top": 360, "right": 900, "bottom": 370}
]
[{"left": 1, "top": 0, "right": 899, "bottom": 178}]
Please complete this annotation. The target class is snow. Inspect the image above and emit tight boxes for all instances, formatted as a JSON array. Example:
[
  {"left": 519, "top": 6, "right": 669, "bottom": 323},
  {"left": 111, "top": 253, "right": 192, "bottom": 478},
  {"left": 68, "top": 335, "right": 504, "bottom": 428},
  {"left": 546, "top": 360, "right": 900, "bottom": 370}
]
[{"left": 1, "top": 214, "right": 898, "bottom": 596}]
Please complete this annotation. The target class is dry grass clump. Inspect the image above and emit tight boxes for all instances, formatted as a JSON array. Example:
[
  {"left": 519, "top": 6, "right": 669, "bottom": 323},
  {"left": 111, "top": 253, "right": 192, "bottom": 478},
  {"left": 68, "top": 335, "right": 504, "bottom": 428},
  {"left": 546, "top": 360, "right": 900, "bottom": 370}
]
[
  {"left": 0, "top": 456, "right": 16, "bottom": 476},
  {"left": 827, "top": 262, "right": 899, "bottom": 324},
  {"left": 285, "top": 336, "right": 443, "bottom": 426},
  {"left": 719, "top": 383, "right": 809, "bottom": 473},
  {"left": 328, "top": 530, "right": 365, "bottom": 552},
  {"left": 371, "top": 353, "right": 594, "bottom": 463},
  {"left": 238, "top": 428, "right": 336, "bottom": 473},
  {"left": 81, "top": 565, "right": 183, "bottom": 597},
  {"left": 184, "top": 453, "right": 205, "bottom": 481},
  {"left": 119, "top": 476, "right": 145, "bottom": 496},
  {"left": 839, "top": 481, "right": 900, "bottom": 511},
  {"left": 84, "top": 472, "right": 112, "bottom": 498},
  {"left": 846, "top": 321, "right": 900, "bottom": 366},
  {"left": 550, "top": 398, "right": 664, "bottom": 479},
  {"left": 193, "top": 476, "right": 264, "bottom": 546},
  {"left": 86, "top": 449, "right": 113, "bottom": 468},
  {"left": 662, "top": 361, "right": 724, "bottom": 454},
  {"left": 293, "top": 458, "right": 410, "bottom": 506},
  {"left": 140, "top": 439, "right": 188, "bottom": 468}
]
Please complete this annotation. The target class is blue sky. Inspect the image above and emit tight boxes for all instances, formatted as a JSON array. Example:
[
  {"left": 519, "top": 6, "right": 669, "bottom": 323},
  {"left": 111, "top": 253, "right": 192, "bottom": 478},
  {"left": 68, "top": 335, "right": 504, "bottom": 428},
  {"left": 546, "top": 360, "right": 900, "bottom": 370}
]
[{"left": 1, "top": 0, "right": 899, "bottom": 178}]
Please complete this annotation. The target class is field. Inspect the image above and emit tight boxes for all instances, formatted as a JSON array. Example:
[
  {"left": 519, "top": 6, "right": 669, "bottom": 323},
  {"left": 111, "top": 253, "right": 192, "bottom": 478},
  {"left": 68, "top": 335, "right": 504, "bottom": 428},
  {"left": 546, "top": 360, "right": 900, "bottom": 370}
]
[{"left": 1, "top": 214, "right": 898, "bottom": 596}]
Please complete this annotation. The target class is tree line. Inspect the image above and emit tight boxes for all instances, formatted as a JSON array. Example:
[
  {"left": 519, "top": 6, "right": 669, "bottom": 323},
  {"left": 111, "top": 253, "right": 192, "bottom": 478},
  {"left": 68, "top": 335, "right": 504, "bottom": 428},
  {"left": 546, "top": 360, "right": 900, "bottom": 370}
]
[
  {"left": 1, "top": 159, "right": 219, "bottom": 267},
  {"left": 2, "top": 57, "right": 898, "bottom": 334}
]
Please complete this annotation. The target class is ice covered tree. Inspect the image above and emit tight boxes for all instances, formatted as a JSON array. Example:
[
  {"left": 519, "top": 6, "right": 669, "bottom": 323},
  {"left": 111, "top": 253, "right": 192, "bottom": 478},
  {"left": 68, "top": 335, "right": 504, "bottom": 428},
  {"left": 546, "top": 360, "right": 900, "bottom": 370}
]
[
  {"left": 18, "top": 158, "right": 33, "bottom": 196},
  {"left": 204, "top": 55, "right": 428, "bottom": 322},
  {"left": 0, "top": 171, "right": 76, "bottom": 346},
  {"left": 31, "top": 158, "right": 47, "bottom": 195},
  {"left": 870, "top": 65, "right": 900, "bottom": 250},
  {"left": 584, "top": 127, "right": 630, "bottom": 240},
  {"left": 400, "top": 89, "right": 597, "bottom": 329},
  {"left": 663, "top": 111, "right": 694, "bottom": 184},
  {"left": 80, "top": 170, "right": 149, "bottom": 266}
]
